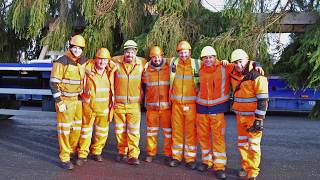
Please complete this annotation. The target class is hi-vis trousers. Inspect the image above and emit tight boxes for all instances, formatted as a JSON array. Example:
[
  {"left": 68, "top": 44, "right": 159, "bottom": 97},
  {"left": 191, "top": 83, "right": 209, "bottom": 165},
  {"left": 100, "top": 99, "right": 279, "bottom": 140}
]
[{"left": 56, "top": 97, "right": 82, "bottom": 162}]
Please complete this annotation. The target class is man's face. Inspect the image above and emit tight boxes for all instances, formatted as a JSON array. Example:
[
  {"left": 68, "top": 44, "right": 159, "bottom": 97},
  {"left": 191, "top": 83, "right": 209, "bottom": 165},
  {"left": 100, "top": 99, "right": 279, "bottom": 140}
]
[
  {"left": 95, "top": 58, "right": 108, "bottom": 70},
  {"left": 70, "top": 46, "right": 83, "bottom": 58},
  {"left": 202, "top": 55, "right": 216, "bottom": 67},
  {"left": 234, "top": 59, "right": 249, "bottom": 73},
  {"left": 150, "top": 55, "right": 163, "bottom": 66},
  {"left": 124, "top": 48, "right": 137, "bottom": 63},
  {"left": 178, "top": 49, "right": 191, "bottom": 61}
]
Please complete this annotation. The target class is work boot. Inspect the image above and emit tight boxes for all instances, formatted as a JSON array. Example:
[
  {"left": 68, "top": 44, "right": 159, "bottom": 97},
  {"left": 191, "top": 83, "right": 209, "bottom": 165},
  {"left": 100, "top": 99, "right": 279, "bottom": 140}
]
[
  {"left": 75, "top": 157, "right": 87, "bottom": 166},
  {"left": 248, "top": 177, "right": 257, "bottom": 180},
  {"left": 238, "top": 168, "right": 247, "bottom": 177},
  {"left": 163, "top": 156, "right": 171, "bottom": 165},
  {"left": 61, "top": 161, "right": 74, "bottom": 170},
  {"left": 92, "top": 154, "right": 103, "bottom": 162},
  {"left": 127, "top": 157, "right": 140, "bottom": 165},
  {"left": 145, "top": 156, "right": 153, "bottom": 163},
  {"left": 197, "top": 163, "right": 208, "bottom": 172},
  {"left": 115, "top": 154, "right": 128, "bottom": 162},
  {"left": 214, "top": 170, "right": 226, "bottom": 179},
  {"left": 169, "top": 159, "right": 181, "bottom": 167},
  {"left": 185, "top": 161, "right": 197, "bottom": 170}
]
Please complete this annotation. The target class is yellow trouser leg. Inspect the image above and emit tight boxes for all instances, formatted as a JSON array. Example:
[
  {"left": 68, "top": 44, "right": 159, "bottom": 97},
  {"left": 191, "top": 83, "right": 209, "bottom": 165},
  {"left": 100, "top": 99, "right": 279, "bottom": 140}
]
[
  {"left": 91, "top": 116, "right": 110, "bottom": 155},
  {"left": 184, "top": 103, "right": 197, "bottom": 163},
  {"left": 247, "top": 129, "right": 262, "bottom": 177},
  {"left": 160, "top": 109, "right": 172, "bottom": 157},
  {"left": 171, "top": 103, "right": 184, "bottom": 161},
  {"left": 197, "top": 113, "right": 212, "bottom": 167},
  {"left": 114, "top": 109, "right": 128, "bottom": 155},
  {"left": 127, "top": 109, "right": 141, "bottom": 159},
  {"left": 56, "top": 99, "right": 82, "bottom": 162},
  {"left": 210, "top": 113, "right": 227, "bottom": 170},
  {"left": 146, "top": 110, "right": 160, "bottom": 156},
  {"left": 78, "top": 105, "right": 94, "bottom": 158}
]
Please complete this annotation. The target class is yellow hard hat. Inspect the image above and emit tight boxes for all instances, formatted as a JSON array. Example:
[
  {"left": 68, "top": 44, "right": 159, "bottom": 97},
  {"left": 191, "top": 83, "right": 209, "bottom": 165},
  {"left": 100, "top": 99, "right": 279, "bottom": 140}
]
[
  {"left": 230, "top": 49, "right": 249, "bottom": 62},
  {"left": 149, "top": 46, "right": 164, "bottom": 58},
  {"left": 176, "top": 41, "right": 191, "bottom": 52},
  {"left": 124, "top": 40, "right": 138, "bottom": 50},
  {"left": 200, "top": 46, "right": 217, "bottom": 58},
  {"left": 96, "top": 48, "right": 111, "bottom": 59},
  {"left": 70, "top": 35, "right": 85, "bottom": 48}
]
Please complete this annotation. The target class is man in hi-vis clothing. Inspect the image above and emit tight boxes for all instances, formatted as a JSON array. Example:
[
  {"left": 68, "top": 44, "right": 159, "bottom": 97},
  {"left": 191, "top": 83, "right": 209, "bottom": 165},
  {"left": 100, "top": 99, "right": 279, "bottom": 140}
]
[
  {"left": 142, "top": 46, "right": 172, "bottom": 163},
  {"left": 168, "top": 41, "right": 200, "bottom": 170},
  {"left": 230, "top": 49, "right": 268, "bottom": 180},
  {"left": 112, "top": 40, "right": 146, "bottom": 165},
  {"left": 76, "top": 48, "right": 116, "bottom": 166},
  {"left": 50, "top": 35, "right": 87, "bottom": 170}
]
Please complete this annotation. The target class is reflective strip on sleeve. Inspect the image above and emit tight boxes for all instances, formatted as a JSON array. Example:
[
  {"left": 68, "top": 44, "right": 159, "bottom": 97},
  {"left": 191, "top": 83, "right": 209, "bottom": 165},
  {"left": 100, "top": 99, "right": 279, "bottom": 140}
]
[
  {"left": 53, "top": 92, "right": 62, "bottom": 98},
  {"left": 50, "top": 77, "right": 62, "bottom": 83},
  {"left": 257, "top": 93, "right": 269, "bottom": 99},
  {"left": 234, "top": 97, "right": 257, "bottom": 102},
  {"left": 62, "top": 79, "right": 81, "bottom": 85},
  {"left": 255, "top": 109, "right": 266, "bottom": 116},
  {"left": 171, "top": 95, "right": 197, "bottom": 101}
]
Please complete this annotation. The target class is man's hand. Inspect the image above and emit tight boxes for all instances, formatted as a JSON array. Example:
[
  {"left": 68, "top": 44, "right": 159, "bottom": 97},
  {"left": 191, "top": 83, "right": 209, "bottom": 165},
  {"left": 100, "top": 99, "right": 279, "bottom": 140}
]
[
  {"left": 255, "top": 67, "right": 265, "bottom": 75},
  {"left": 221, "top": 60, "right": 229, "bottom": 66},
  {"left": 247, "top": 120, "right": 263, "bottom": 132},
  {"left": 57, "top": 101, "right": 67, "bottom": 112}
]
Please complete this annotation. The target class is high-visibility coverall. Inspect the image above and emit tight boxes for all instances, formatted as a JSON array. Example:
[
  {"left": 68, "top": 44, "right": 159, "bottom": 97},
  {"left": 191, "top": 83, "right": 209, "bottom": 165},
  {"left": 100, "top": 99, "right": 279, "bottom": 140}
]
[
  {"left": 50, "top": 50, "right": 87, "bottom": 163},
  {"left": 170, "top": 57, "right": 200, "bottom": 163},
  {"left": 196, "top": 61, "right": 234, "bottom": 170},
  {"left": 230, "top": 61, "right": 268, "bottom": 178},
  {"left": 142, "top": 60, "right": 172, "bottom": 157},
  {"left": 78, "top": 60, "right": 117, "bottom": 158},
  {"left": 112, "top": 55, "right": 146, "bottom": 159}
]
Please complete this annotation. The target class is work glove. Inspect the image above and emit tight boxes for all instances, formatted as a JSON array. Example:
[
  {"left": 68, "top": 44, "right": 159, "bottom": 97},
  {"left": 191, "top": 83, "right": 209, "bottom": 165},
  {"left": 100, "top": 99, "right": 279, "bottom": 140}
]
[
  {"left": 247, "top": 120, "right": 263, "bottom": 132},
  {"left": 57, "top": 101, "right": 67, "bottom": 112}
]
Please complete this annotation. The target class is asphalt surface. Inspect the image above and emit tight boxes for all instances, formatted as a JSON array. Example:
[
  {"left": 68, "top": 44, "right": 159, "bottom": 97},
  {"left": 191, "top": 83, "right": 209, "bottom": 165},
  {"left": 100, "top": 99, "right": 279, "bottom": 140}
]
[{"left": 0, "top": 111, "right": 319, "bottom": 180}]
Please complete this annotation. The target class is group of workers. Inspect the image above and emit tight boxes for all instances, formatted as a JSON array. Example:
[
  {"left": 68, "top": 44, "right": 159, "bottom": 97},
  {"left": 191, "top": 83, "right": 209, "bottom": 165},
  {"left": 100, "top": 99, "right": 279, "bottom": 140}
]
[{"left": 50, "top": 34, "right": 268, "bottom": 180}]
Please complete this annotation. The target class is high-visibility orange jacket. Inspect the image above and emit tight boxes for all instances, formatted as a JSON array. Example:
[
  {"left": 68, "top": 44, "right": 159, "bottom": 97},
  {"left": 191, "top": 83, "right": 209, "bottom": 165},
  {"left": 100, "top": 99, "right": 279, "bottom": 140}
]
[
  {"left": 81, "top": 59, "right": 117, "bottom": 117},
  {"left": 170, "top": 57, "right": 199, "bottom": 104},
  {"left": 112, "top": 55, "right": 146, "bottom": 104},
  {"left": 142, "top": 60, "right": 170, "bottom": 110},
  {"left": 197, "top": 61, "right": 234, "bottom": 107},
  {"left": 230, "top": 61, "right": 269, "bottom": 120},
  {"left": 50, "top": 50, "right": 87, "bottom": 102}
]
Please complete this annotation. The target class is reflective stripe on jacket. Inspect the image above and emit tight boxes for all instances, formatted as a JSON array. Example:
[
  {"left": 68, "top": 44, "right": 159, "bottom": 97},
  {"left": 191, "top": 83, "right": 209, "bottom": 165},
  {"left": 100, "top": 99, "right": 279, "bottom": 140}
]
[
  {"left": 113, "top": 55, "right": 146, "bottom": 104},
  {"left": 50, "top": 50, "right": 87, "bottom": 102},
  {"left": 230, "top": 61, "right": 269, "bottom": 119},
  {"left": 142, "top": 60, "right": 170, "bottom": 110}
]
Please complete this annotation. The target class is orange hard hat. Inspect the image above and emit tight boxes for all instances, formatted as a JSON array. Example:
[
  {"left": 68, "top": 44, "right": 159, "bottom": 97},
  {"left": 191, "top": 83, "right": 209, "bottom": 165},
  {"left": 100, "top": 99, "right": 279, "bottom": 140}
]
[
  {"left": 149, "top": 46, "right": 164, "bottom": 58},
  {"left": 176, "top": 41, "right": 191, "bottom": 52}
]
